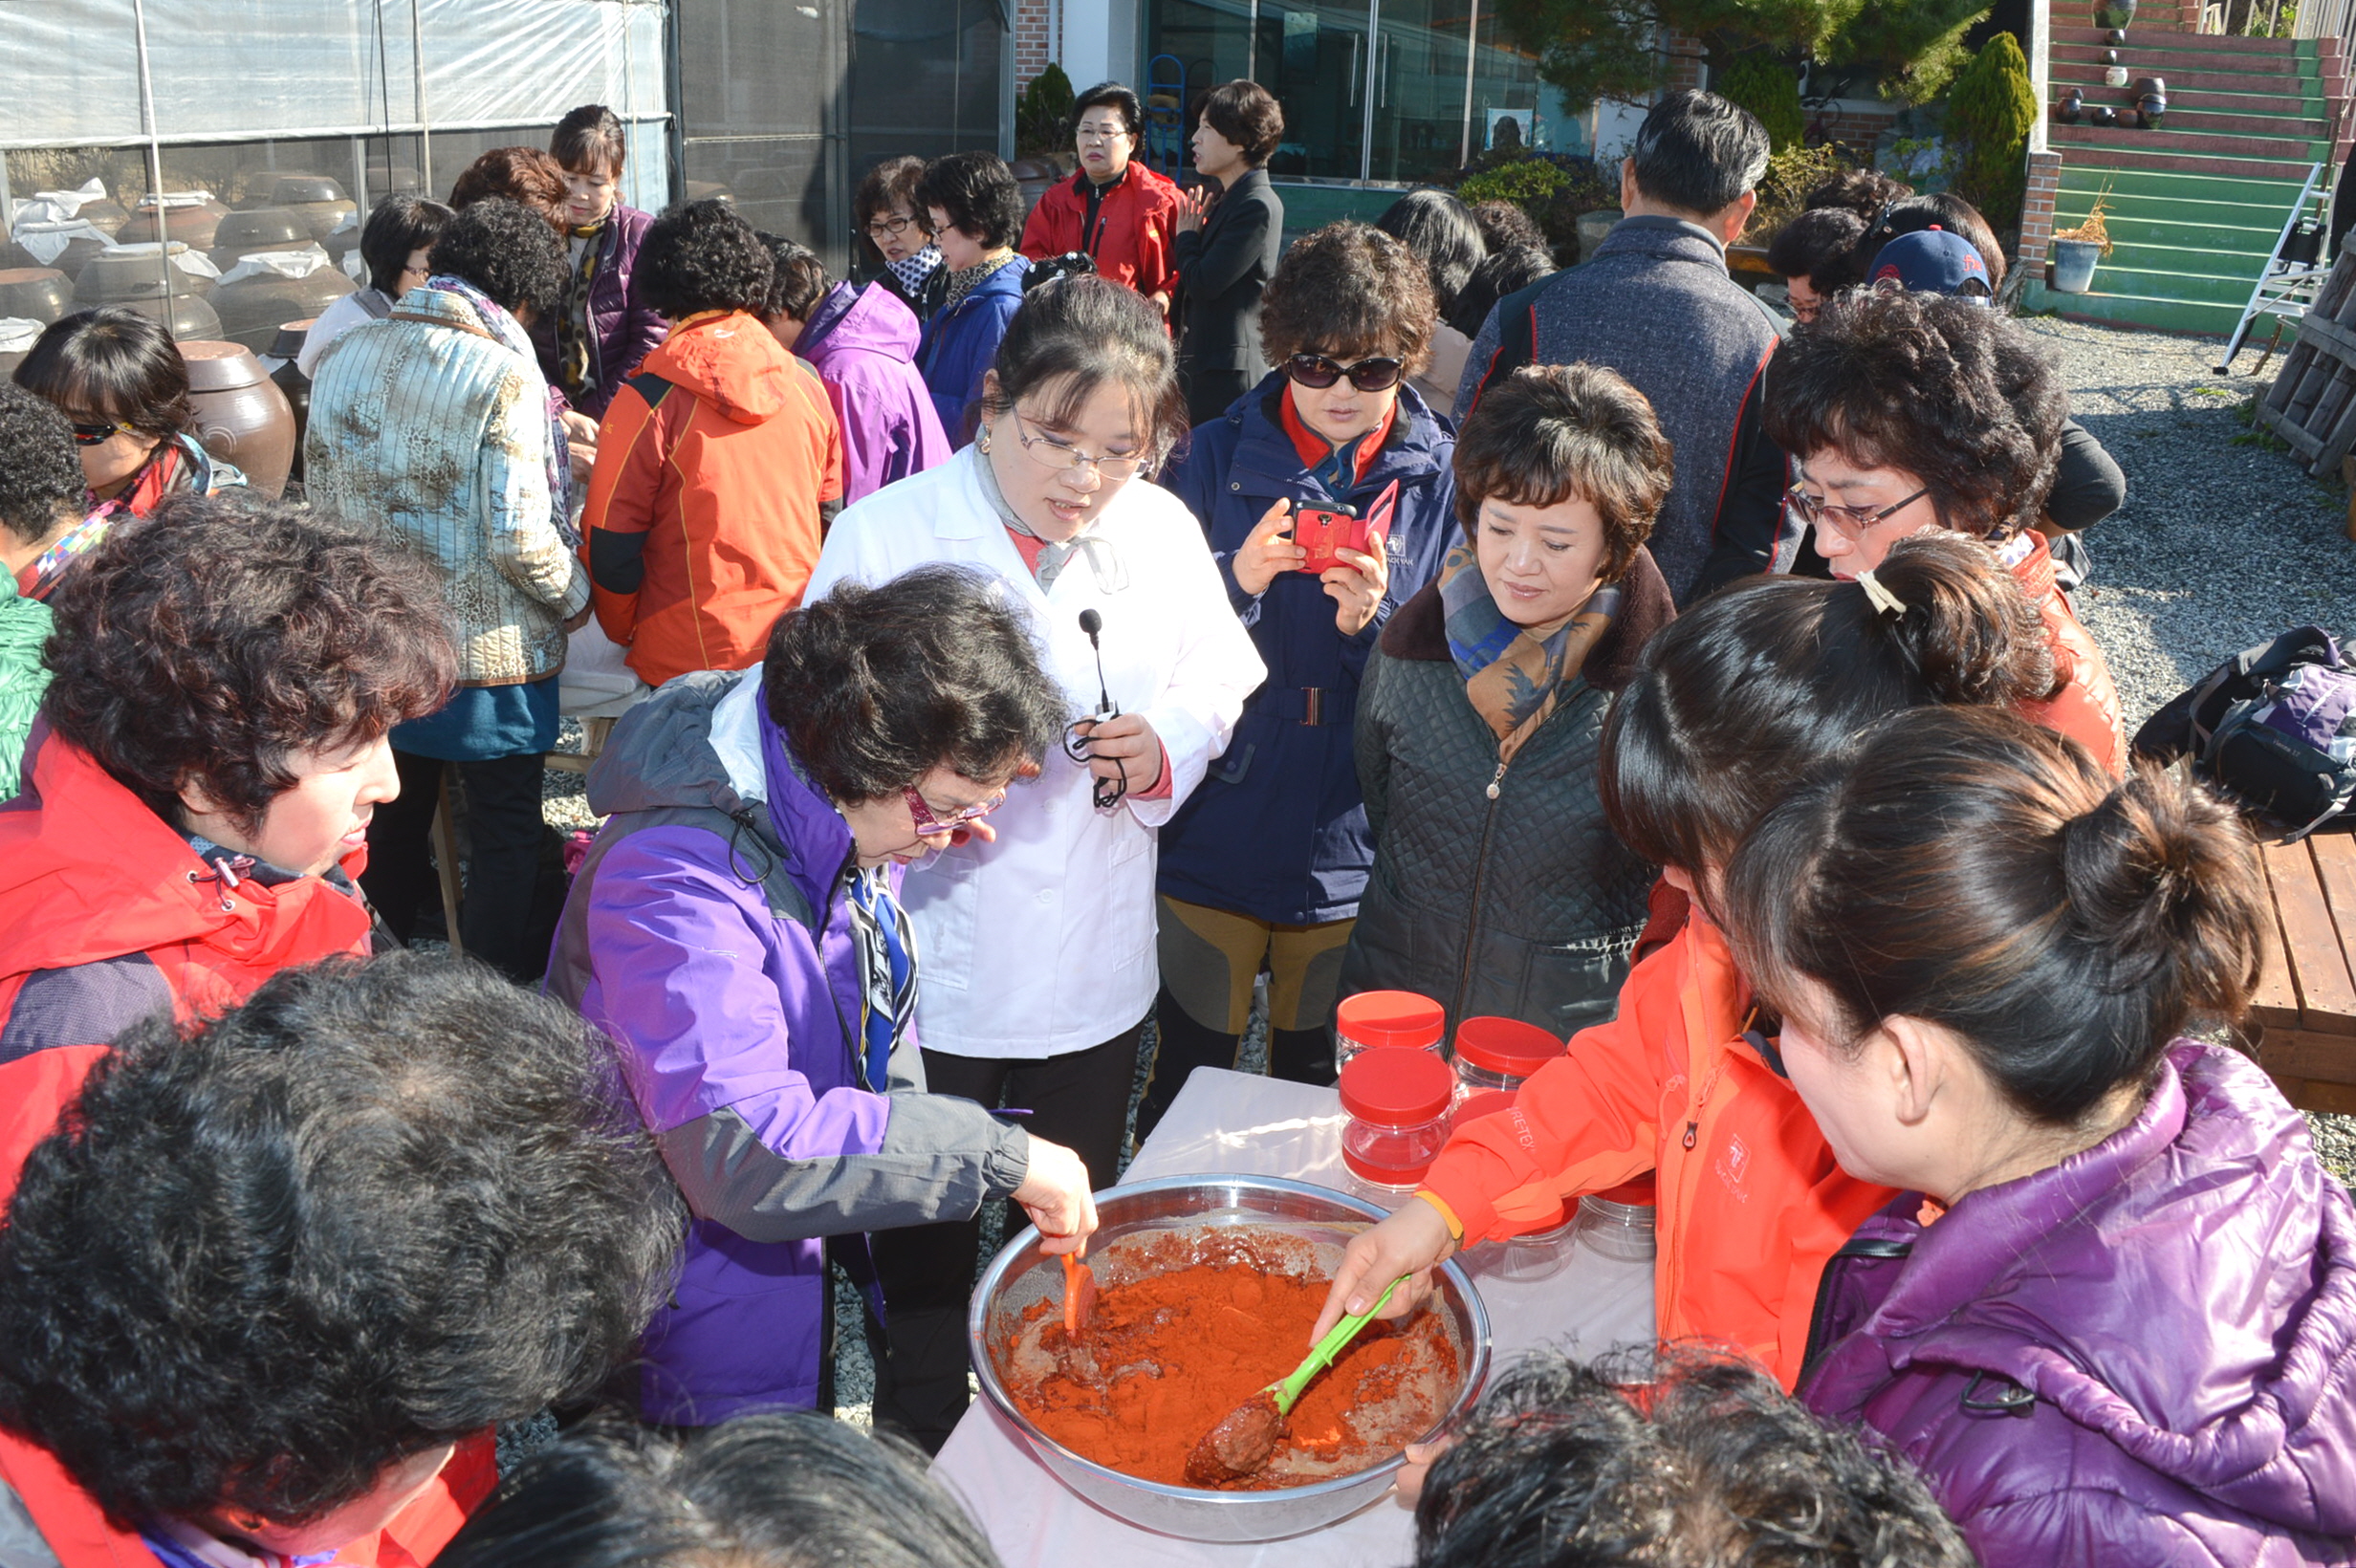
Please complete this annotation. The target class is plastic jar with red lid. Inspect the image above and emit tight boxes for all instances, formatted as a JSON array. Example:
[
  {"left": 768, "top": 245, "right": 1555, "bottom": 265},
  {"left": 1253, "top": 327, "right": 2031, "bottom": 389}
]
[
  {"left": 1451, "top": 1015, "right": 1564, "bottom": 1099},
  {"left": 1338, "top": 1046, "right": 1455, "bottom": 1192},
  {"left": 1334, "top": 990, "right": 1446, "bottom": 1072}
]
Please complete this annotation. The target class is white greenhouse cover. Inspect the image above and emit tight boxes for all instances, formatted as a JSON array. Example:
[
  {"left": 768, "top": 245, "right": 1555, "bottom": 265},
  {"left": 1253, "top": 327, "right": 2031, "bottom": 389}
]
[{"left": 0, "top": 0, "right": 666, "bottom": 150}]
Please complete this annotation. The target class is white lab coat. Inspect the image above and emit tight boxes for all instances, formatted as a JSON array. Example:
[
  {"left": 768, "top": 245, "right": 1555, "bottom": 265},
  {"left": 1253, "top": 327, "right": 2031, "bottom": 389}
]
[{"left": 805, "top": 446, "right": 1266, "bottom": 1058}]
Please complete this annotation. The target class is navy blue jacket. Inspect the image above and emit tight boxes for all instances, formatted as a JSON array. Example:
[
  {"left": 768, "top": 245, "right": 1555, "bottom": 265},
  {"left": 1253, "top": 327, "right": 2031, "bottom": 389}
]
[
  {"left": 1153, "top": 374, "right": 1457, "bottom": 925},
  {"left": 918, "top": 255, "right": 1029, "bottom": 446}
]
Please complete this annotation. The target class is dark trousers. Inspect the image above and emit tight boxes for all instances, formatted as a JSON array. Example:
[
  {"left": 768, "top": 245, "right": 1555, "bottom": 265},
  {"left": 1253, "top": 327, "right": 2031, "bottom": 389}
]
[
  {"left": 866, "top": 1022, "right": 1143, "bottom": 1453},
  {"left": 1135, "top": 985, "right": 1334, "bottom": 1141},
  {"left": 362, "top": 748, "right": 550, "bottom": 984}
]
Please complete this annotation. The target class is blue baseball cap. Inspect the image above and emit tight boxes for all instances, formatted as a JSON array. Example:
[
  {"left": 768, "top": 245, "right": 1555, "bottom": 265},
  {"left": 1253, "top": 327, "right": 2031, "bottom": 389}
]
[{"left": 1870, "top": 228, "right": 1992, "bottom": 302}]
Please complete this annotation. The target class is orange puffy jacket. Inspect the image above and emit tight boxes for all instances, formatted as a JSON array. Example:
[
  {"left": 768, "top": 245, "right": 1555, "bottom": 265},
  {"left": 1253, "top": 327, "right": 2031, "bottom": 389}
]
[
  {"left": 0, "top": 1047, "right": 495, "bottom": 1568},
  {"left": 1420, "top": 910, "right": 1898, "bottom": 1390},
  {"left": 583, "top": 313, "right": 844, "bottom": 689}
]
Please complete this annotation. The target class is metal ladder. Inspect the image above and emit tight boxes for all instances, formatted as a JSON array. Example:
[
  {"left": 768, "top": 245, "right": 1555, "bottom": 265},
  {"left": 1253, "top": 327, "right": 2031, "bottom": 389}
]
[
  {"left": 1144, "top": 54, "right": 1189, "bottom": 177},
  {"left": 2220, "top": 160, "right": 2336, "bottom": 373}
]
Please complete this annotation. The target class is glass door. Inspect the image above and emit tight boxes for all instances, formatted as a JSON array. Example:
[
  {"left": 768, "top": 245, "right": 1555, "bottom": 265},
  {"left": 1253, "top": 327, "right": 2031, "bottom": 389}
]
[
  {"left": 1364, "top": 0, "right": 1472, "bottom": 185},
  {"left": 1252, "top": 0, "right": 1369, "bottom": 180}
]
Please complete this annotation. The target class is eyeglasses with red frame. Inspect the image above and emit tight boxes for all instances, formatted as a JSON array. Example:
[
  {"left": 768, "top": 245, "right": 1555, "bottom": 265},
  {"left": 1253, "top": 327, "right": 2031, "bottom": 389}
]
[{"left": 903, "top": 784, "right": 1006, "bottom": 837}]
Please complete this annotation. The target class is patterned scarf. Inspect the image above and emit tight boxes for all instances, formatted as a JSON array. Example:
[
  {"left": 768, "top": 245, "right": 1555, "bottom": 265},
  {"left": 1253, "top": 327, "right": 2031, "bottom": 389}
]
[
  {"left": 555, "top": 219, "right": 603, "bottom": 399},
  {"left": 24, "top": 439, "right": 187, "bottom": 600},
  {"left": 423, "top": 275, "right": 576, "bottom": 546},
  {"left": 888, "top": 245, "right": 943, "bottom": 299},
  {"left": 1438, "top": 538, "right": 1621, "bottom": 766},
  {"left": 942, "top": 250, "right": 1021, "bottom": 316}
]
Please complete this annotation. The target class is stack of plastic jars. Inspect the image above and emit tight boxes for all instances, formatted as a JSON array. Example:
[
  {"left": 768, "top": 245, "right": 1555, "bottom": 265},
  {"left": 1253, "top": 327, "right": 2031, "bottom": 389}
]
[
  {"left": 1450, "top": 1015, "right": 1565, "bottom": 1100},
  {"left": 1448, "top": 1088, "right": 1576, "bottom": 1282},
  {"left": 1338, "top": 1045, "right": 1456, "bottom": 1202},
  {"left": 1573, "top": 1173, "right": 1659, "bottom": 1263},
  {"left": 1333, "top": 990, "right": 1445, "bottom": 1073}
]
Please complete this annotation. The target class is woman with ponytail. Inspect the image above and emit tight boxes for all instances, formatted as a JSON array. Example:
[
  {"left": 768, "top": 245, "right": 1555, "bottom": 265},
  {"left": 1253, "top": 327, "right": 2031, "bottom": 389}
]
[
  {"left": 1732, "top": 707, "right": 2356, "bottom": 1566},
  {"left": 544, "top": 566, "right": 1100, "bottom": 1428},
  {"left": 1319, "top": 533, "right": 2059, "bottom": 1425}
]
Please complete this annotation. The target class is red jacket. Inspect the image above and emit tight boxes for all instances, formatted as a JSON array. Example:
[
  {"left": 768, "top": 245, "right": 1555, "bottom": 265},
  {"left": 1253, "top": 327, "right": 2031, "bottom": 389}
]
[
  {"left": 1018, "top": 163, "right": 1183, "bottom": 299},
  {"left": 1422, "top": 911, "right": 1899, "bottom": 1390},
  {"left": 583, "top": 313, "right": 844, "bottom": 688},
  {"left": 2013, "top": 532, "right": 2127, "bottom": 776},
  {"left": 0, "top": 1047, "right": 494, "bottom": 1568},
  {"left": 0, "top": 726, "right": 374, "bottom": 1061}
]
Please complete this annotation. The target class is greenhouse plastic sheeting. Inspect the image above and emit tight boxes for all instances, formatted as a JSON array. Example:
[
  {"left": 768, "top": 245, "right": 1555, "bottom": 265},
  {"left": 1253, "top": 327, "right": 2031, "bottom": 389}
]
[{"left": 0, "top": 0, "right": 665, "bottom": 149}]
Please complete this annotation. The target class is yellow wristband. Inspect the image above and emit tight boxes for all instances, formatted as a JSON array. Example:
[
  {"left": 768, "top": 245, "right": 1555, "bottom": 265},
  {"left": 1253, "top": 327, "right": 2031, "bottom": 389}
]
[{"left": 1415, "top": 1188, "right": 1466, "bottom": 1243}]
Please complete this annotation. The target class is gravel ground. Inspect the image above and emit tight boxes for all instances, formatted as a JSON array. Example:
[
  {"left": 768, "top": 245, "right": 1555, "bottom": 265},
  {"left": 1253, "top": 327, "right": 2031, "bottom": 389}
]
[
  {"left": 533, "top": 316, "right": 2356, "bottom": 1421},
  {"left": 2014, "top": 316, "right": 2356, "bottom": 1192}
]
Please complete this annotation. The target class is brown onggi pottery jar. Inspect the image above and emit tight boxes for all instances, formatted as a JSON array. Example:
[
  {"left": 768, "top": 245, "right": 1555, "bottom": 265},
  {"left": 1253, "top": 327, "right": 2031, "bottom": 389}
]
[
  {"left": 207, "top": 207, "right": 313, "bottom": 272},
  {"left": 210, "top": 256, "right": 354, "bottom": 355},
  {"left": 118, "top": 195, "right": 232, "bottom": 250},
  {"left": 0, "top": 269, "right": 75, "bottom": 325},
  {"left": 262, "top": 175, "right": 358, "bottom": 244},
  {"left": 179, "top": 339, "right": 296, "bottom": 498}
]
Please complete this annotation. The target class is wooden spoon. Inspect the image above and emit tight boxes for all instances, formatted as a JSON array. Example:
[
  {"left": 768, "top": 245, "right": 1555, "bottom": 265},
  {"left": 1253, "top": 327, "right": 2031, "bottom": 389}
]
[{"left": 1184, "top": 1275, "right": 1404, "bottom": 1486}]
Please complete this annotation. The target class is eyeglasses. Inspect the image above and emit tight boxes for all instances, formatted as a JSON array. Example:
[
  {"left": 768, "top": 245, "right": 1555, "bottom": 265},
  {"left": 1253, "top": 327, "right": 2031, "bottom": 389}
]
[
  {"left": 1286, "top": 353, "right": 1405, "bottom": 394},
  {"left": 1075, "top": 120, "right": 1134, "bottom": 142},
  {"left": 1785, "top": 482, "right": 1931, "bottom": 537},
  {"left": 863, "top": 213, "right": 921, "bottom": 240},
  {"left": 1011, "top": 414, "right": 1145, "bottom": 482},
  {"left": 67, "top": 418, "right": 131, "bottom": 446},
  {"left": 903, "top": 784, "right": 1005, "bottom": 836}
]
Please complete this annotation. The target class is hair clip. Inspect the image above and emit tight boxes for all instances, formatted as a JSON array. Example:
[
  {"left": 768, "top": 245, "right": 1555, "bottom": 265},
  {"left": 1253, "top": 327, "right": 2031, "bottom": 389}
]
[{"left": 1856, "top": 568, "right": 1907, "bottom": 619}]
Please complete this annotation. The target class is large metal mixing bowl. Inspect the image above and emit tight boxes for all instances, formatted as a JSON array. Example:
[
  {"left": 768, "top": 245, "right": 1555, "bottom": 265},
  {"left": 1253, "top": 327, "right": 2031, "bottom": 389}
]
[{"left": 968, "top": 1174, "right": 1492, "bottom": 1542}]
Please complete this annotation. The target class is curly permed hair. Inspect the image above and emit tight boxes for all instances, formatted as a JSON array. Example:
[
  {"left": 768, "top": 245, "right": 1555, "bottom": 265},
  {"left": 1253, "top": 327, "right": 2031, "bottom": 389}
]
[
  {"left": 0, "top": 952, "right": 684, "bottom": 1528},
  {"left": 446, "top": 146, "right": 568, "bottom": 231},
  {"left": 1762, "top": 289, "right": 2064, "bottom": 540},
  {"left": 40, "top": 493, "right": 456, "bottom": 834},
  {"left": 1414, "top": 1346, "right": 1975, "bottom": 1568},
  {"left": 1256, "top": 222, "right": 1436, "bottom": 375},
  {"left": 0, "top": 383, "right": 85, "bottom": 545},
  {"left": 755, "top": 231, "right": 830, "bottom": 323},
  {"left": 427, "top": 196, "right": 571, "bottom": 316},
  {"left": 764, "top": 564, "right": 1067, "bottom": 803},
  {"left": 636, "top": 198, "right": 775, "bottom": 319},
  {"left": 1451, "top": 363, "right": 1669, "bottom": 580}
]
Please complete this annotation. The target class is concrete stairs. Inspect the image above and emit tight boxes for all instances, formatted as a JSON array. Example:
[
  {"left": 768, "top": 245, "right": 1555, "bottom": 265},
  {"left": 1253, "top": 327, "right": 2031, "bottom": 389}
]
[{"left": 2024, "top": 0, "right": 2346, "bottom": 334}]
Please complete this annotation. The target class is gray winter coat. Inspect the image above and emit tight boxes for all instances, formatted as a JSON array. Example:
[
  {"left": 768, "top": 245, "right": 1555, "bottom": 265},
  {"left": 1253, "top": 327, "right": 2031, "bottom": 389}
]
[{"left": 1339, "top": 551, "right": 1674, "bottom": 1038}]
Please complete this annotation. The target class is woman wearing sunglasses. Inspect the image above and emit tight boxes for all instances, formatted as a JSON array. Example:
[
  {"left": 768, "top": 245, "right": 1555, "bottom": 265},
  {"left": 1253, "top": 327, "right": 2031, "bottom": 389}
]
[
  {"left": 10, "top": 306, "right": 245, "bottom": 601},
  {"left": 546, "top": 564, "right": 1103, "bottom": 1429},
  {"left": 1764, "top": 288, "right": 2125, "bottom": 774},
  {"left": 803, "top": 275, "right": 1264, "bottom": 1451},
  {"left": 1140, "top": 223, "right": 1459, "bottom": 1132}
]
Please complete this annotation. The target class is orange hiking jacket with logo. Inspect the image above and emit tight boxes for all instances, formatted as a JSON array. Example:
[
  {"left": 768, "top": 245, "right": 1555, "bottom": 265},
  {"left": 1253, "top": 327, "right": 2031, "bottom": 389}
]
[{"left": 1420, "top": 910, "right": 1899, "bottom": 1389}]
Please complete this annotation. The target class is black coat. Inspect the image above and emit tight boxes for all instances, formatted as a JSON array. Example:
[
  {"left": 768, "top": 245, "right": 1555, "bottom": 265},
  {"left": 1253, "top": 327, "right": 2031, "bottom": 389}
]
[
  {"left": 1172, "top": 168, "right": 1283, "bottom": 382},
  {"left": 1338, "top": 551, "right": 1676, "bottom": 1039}
]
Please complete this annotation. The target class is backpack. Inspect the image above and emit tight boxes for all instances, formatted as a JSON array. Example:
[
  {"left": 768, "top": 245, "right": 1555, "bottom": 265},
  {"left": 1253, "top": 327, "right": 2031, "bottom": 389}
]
[{"left": 2131, "top": 625, "right": 2356, "bottom": 839}]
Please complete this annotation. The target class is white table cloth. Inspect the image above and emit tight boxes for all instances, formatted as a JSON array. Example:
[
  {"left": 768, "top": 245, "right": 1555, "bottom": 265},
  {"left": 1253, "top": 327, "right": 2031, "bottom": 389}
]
[{"left": 931, "top": 1068, "right": 1656, "bottom": 1567}]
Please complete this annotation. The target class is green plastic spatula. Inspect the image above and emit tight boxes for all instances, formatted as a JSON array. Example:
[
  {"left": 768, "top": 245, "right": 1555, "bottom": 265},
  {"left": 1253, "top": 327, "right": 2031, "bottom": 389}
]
[{"left": 1184, "top": 1274, "right": 1405, "bottom": 1486}]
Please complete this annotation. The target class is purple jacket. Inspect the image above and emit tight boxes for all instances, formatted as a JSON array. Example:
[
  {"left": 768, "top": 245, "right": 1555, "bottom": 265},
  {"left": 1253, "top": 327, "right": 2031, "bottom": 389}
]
[
  {"left": 797, "top": 280, "right": 951, "bottom": 504},
  {"left": 533, "top": 203, "right": 669, "bottom": 421},
  {"left": 1802, "top": 1042, "right": 2356, "bottom": 1566},
  {"left": 544, "top": 668, "right": 1030, "bottom": 1424}
]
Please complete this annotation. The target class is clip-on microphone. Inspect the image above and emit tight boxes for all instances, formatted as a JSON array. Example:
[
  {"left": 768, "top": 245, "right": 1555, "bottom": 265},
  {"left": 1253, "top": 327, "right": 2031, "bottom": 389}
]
[{"left": 1075, "top": 609, "right": 1123, "bottom": 808}]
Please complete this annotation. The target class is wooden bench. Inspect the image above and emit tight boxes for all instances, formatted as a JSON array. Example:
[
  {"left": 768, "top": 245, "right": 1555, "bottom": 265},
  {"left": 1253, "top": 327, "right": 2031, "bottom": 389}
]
[{"left": 2248, "top": 824, "right": 2356, "bottom": 1114}]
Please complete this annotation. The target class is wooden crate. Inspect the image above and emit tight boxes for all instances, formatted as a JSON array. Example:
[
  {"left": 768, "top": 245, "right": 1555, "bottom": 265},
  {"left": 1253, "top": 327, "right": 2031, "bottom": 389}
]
[{"left": 2248, "top": 826, "right": 2356, "bottom": 1114}]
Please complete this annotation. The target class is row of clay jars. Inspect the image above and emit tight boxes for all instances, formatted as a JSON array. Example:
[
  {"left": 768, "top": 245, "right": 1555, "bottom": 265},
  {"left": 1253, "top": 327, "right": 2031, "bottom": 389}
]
[{"left": 72, "top": 246, "right": 223, "bottom": 340}]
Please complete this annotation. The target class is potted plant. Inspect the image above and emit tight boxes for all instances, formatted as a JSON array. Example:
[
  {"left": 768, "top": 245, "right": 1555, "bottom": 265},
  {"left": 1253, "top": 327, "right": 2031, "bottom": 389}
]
[{"left": 2049, "top": 187, "right": 2113, "bottom": 294}]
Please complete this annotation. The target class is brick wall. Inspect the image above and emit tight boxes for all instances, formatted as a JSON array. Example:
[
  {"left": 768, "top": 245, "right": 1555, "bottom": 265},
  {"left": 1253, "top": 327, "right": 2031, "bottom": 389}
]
[
  {"left": 2018, "top": 147, "right": 2064, "bottom": 266},
  {"left": 1015, "top": 0, "right": 1052, "bottom": 89},
  {"left": 1668, "top": 30, "right": 1707, "bottom": 91}
]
